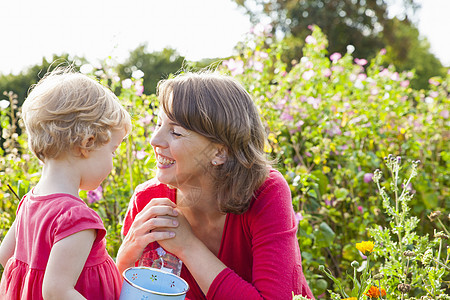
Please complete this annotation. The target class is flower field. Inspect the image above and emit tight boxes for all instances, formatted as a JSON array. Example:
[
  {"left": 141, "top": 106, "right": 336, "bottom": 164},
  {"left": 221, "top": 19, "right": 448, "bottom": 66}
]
[{"left": 1, "top": 26, "right": 449, "bottom": 299}]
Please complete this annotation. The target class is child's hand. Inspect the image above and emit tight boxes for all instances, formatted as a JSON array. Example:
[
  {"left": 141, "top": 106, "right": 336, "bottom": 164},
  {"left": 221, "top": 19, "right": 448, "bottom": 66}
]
[{"left": 116, "top": 198, "right": 179, "bottom": 274}]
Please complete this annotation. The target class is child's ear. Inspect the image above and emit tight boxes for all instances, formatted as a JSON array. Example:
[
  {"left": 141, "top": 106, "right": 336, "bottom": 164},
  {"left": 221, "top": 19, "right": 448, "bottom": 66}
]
[
  {"left": 211, "top": 145, "right": 228, "bottom": 166},
  {"left": 79, "top": 136, "right": 95, "bottom": 158}
]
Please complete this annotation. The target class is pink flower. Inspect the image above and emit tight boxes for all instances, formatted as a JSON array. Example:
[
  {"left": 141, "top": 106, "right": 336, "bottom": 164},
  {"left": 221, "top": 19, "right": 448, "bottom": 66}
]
[
  {"left": 135, "top": 81, "right": 144, "bottom": 96},
  {"left": 330, "top": 52, "right": 342, "bottom": 62},
  {"left": 379, "top": 48, "right": 387, "bottom": 55},
  {"left": 87, "top": 186, "right": 103, "bottom": 204},
  {"left": 429, "top": 78, "right": 440, "bottom": 86},
  {"left": 134, "top": 150, "right": 148, "bottom": 160},
  {"left": 331, "top": 66, "right": 344, "bottom": 73},
  {"left": 390, "top": 72, "right": 399, "bottom": 81},
  {"left": 364, "top": 173, "right": 373, "bottom": 183},
  {"left": 22, "top": 154, "right": 30, "bottom": 161},
  {"left": 400, "top": 80, "right": 410, "bottom": 87},
  {"left": 305, "top": 35, "right": 317, "bottom": 44},
  {"left": 379, "top": 69, "right": 390, "bottom": 77},
  {"left": 441, "top": 109, "right": 449, "bottom": 119},
  {"left": 281, "top": 112, "right": 293, "bottom": 121},
  {"left": 257, "top": 51, "right": 269, "bottom": 59},
  {"left": 370, "top": 88, "right": 379, "bottom": 95},
  {"left": 322, "top": 68, "right": 332, "bottom": 77},
  {"left": 295, "top": 212, "right": 303, "bottom": 226},
  {"left": 139, "top": 114, "right": 152, "bottom": 125},
  {"left": 304, "top": 61, "right": 314, "bottom": 69},
  {"left": 223, "top": 59, "right": 244, "bottom": 76},
  {"left": 354, "top": 58, "right": 368, "bottom": 66},
  {"left": 306, "top": 96, "right": 320, "bottom": 109},
  {"left": 302, "top": 70, "right": 315, "bottom": 81},
  {"left": 251, "top": 23, "right": 272, "bottom": 36},
  {"left": 251, "top": 60, "right": 264, "bottom": 72},
  {"left": 295, "top": 120, "right": 304, "bottom": 130},
  {"left": 357, "top": 73, "right": 367, "bottom": 81},
  {"left": 430, "top": 91, "right": 439, "bottom": 98},
  {"left": 358, "top": 206, "right": 363, "bottom": 213}
]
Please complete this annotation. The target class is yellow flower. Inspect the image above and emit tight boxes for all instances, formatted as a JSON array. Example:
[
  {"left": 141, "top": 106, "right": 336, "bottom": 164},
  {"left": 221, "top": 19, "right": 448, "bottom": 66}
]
[{"left": 356, "top": 241, "right": 374, "bottom": 255}]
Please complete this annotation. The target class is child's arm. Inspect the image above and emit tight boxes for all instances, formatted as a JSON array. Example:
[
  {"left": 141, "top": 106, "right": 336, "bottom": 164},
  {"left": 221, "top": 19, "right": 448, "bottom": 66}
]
[
  {"left": 42, "top": 229, "right": 96, "bottom": 300},
  {"left": 0, "top": 221, "right": 16, "bottom": 268}
]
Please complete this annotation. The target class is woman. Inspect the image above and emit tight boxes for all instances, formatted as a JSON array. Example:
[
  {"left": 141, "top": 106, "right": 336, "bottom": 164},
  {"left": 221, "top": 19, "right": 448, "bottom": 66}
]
[{"left": 116, "top": 72, "right": 314, "bottom": 299}]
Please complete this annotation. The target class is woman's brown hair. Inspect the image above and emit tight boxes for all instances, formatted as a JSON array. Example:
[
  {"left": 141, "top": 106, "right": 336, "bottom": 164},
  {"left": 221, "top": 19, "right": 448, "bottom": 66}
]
[{"left": 157, "top": 72, "right": 271, "bottom": 214}]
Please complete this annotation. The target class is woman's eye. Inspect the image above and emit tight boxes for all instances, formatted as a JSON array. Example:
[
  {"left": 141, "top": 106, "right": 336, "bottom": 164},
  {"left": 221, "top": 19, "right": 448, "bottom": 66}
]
[{"left": 171, "top": 130, "right": 182, "bottom": 137}]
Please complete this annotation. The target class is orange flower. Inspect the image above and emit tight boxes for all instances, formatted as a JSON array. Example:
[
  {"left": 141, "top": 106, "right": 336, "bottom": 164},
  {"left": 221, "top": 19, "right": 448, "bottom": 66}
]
[
  {"left": 364, "top": 286, "right": 386, "bottom": 298},
  {"left": 356, "top": 241, "right": 374, "bottom": 255}
]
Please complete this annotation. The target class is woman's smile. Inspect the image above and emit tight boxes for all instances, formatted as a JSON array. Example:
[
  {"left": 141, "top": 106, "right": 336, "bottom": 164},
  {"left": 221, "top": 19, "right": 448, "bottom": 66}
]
[{"left": 156, "top": 153, "right": 176, "bottom": 169}]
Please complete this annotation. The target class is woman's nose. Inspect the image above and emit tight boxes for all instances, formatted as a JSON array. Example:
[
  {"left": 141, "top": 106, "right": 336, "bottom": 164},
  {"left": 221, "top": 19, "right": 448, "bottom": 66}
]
[{"left": 150, "top": 128, "right": 167, "bottom": 148}]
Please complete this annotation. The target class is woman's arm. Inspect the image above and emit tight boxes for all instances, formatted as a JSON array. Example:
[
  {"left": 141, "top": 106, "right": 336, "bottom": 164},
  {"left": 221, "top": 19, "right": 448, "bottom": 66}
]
[
  {"left": 159, "top": 174, "right": 314, "bottom": 299},
  {"left": 42, "top": 229, "right": 96, "bottom": 300},
  {"left": 116, "top": 198, "right": 179, "bottom": 275},
  {"left": 0, "top": 220, "right": 16, "bottom": 268}
]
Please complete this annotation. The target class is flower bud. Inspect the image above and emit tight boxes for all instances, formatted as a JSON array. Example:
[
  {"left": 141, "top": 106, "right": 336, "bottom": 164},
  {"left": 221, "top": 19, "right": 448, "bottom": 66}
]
[
  {"left": 403, "top": 250, "right": 415, "bottom": 257},
  {"left": 351, "top": 261, "right": 360, "bottom": 268},
  {"left": 373, "top": 273, "right": 384, "bottom": 280},
  {"left": 435, "top": 231, "right": 449, "bottom": 240},
  {"left": 398, "top": 283, "right": 411, "bottom": 293},
  {"left": 318, "top": 265, "right": 325, "bottom": 271},
  {"left": 428, "top": 211, "right": 441, "bottom": 222}
]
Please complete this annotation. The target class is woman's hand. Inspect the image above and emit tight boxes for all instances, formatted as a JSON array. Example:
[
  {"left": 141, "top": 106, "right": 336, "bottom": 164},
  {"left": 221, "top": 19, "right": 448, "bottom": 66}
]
[
  {"left": 116, "top": 198, "right": 179, "bottom": 274},
  {"left": 155, "top": 209, "right": 198, "bottom": 259}
]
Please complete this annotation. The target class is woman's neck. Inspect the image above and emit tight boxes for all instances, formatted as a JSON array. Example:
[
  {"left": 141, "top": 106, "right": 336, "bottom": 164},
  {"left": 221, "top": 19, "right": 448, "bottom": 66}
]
[{"left": 176, "top": 185, "right": 223, "bottom": 219}]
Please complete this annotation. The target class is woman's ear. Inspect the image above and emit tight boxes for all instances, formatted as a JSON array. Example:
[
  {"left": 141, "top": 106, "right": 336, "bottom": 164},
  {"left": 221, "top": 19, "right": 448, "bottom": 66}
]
[
  {"left": 79, "top": 136, "right": 95, "bottom": 158},
  {"left": 211, "top": 145, "right": 228, "bottom": 166}
]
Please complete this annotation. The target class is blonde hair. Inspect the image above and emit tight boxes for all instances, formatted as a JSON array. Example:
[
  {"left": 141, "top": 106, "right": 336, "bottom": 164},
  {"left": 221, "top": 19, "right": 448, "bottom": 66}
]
[
  {"left": 157, "top": 72, "right": 271, "bottom": 214},
  {"left": 22, "top": 68, "right": 132, "bottom": 162}
]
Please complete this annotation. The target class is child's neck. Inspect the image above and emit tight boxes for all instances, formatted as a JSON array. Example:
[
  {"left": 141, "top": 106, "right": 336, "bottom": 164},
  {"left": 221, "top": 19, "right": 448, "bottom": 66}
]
[{"left": 34, "top": 157, "right": 81, "bottom": 198}]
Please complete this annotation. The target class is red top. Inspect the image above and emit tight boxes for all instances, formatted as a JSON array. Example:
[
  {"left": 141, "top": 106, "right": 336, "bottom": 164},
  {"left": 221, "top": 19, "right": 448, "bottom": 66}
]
[
  {"left": 123, "top": 169, "right": 314, "bottom": 300},
  {"left": 0, "top": 191, "right": 122, "bottom": 300}
]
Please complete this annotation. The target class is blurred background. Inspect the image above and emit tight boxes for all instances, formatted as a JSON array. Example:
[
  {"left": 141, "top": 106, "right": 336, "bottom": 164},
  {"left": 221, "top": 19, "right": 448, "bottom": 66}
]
[
  {"left": 0, "top": 0, "right": 448, "bottom": 97},
  {"left": 1, "top": 1, "right": 449, "bottom": 297}
]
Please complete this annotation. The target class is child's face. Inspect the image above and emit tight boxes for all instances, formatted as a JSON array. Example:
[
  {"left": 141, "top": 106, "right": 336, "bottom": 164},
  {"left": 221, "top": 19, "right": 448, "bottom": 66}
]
[{"left": 79, "top": 128, "right": 126, "bottom": 191}]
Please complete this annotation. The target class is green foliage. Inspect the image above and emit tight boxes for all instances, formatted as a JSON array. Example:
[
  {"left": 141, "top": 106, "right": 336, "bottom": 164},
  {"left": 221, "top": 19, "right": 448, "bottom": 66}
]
[
  {"left": 233, "top": 0, "right": 445, "bottom": 90},
  {"left": 116, "top": 45, "right": 185, "bottom": 95},
  {"left": 220, "top": 25, "right": 449, "bottom": 297}
]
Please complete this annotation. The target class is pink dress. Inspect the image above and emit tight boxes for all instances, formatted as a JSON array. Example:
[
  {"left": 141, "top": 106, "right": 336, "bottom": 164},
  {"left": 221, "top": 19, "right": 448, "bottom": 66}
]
[{"left": 0, "top": 191, "right": 122, "bottom": 299}]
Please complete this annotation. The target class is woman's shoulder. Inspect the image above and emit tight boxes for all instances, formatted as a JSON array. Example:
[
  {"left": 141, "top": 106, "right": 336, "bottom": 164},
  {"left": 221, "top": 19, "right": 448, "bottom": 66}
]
[
  {"left": 133, "top": 178, "right": 176, "bottom": 201},
  {"left": 247, "top": 168, "right": 292, "bottom": 213},
  {"left": 255, "top": 168, "right": 290, "bottom": 195}
]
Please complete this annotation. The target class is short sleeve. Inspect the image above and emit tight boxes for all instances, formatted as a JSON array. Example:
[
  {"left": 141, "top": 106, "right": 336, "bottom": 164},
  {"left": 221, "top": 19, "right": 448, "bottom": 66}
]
[{"left": 53, "top": 205, "right": 106, "bottom": 244}]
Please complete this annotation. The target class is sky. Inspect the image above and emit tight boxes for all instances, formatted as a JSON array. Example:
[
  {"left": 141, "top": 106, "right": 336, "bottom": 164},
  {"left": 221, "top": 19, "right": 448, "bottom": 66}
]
[{"left": 0, "top": 0, "right": 448, "bottom": 75}]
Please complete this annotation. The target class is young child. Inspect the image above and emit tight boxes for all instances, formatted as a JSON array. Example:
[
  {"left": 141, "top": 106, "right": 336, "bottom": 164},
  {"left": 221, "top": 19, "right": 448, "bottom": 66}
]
[{"left": 0, "top": 68, "right": 132, "bottom": 299}]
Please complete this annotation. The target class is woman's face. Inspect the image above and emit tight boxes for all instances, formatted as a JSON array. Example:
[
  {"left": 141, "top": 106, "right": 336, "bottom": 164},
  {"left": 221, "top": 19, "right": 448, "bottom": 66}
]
[{"left": 150, "top": 110, "right": 218, "bottom": 189}]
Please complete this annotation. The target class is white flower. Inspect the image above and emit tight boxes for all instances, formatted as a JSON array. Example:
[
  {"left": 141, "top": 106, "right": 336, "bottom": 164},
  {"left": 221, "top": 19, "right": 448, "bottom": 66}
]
[
  {"left": 346, "top": 45, "right": 355, "bottom": 54},
  {"left": 132, "top": 70, "right": 144, "bottom": 79},
  {"left": 0, "top": 100, "right": 10, "bottom": 109},
  {"left": 122, "top": 79, "right": 133, "bottom": 89},
  {"left": 80, "top": 64, "right": 94, "bottom": 74}
]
